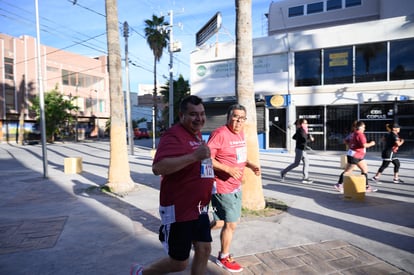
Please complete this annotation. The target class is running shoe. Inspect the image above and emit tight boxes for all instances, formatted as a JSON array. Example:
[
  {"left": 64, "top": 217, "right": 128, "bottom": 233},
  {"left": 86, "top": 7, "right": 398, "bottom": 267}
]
[
  {"left": 302, "top": 178, "right": 313, "bottom": 184},
  {"left": 393, "top": 178, "right": 404, "bottom": 184},
  {"left": 366, "top": 185, "right": 378, "bottom": 192},
  {"left": 216, "top": 254, "right": 243, "bottom": 273},
  {"left": 280, "top": 171, "right": 285, "bottom": 182},
  {"left": 334, "top": 183, "right": 343, "bottom": 193},
  {"left": 130, "top": 263, "right": 143, "bottom": 275},
  {"left": 372, "top": 176, "right": 381, "bottom": 183}
]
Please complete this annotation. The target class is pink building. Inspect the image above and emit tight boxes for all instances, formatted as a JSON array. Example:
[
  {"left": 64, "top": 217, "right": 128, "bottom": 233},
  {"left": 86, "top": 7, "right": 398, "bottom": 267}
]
[{"left": 0, "top": 33, "right": 110, "bottom": 142}]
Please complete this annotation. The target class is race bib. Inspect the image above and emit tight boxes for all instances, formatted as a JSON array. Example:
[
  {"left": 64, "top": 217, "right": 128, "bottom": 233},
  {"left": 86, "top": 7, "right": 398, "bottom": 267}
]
[
  {"left": 159, "top": 205, "right": 176, "bottom": 225},
  {"left": 347, "top": 149, "right": 356, "bottom": 157},
  {"left": 201, "top": 158, "right": 214, "bottom": 178}
]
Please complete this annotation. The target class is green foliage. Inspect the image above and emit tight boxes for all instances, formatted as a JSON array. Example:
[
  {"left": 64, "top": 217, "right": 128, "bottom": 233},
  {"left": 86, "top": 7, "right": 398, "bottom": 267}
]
[
  {"left": 159, "top": 74, "right": 190, "bottom": 126},
  {"left": 241, "top": 197, "right": 288, "bottom": 218},
  {"left": 144, "top": 14, "right": 169, "bottom": 134},
  {"left": 144, "top": 15, "right": 169, "bottom": 62},
  {"left": 133, "top": 118, "right": 147, "bottom": 129},
  {"left": 30, "top": 87, "right": 78, "bottom": 141}
]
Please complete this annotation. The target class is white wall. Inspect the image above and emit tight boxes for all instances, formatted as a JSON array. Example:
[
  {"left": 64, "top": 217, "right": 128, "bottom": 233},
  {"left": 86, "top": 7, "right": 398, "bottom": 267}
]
[{"left": 190, "top": 16, "right": 414, "bottom": 101}]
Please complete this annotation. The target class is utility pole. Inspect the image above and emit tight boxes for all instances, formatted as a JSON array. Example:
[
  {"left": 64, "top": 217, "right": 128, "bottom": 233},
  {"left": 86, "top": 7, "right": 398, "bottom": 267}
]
[
  {"left": 35, "top": 0, "right": 48, "bottom": 178},
  {"left": 163, "top": 9, "right": 182, "bottom": 128},
  {"left": 168, "top": 10, "right": 174, "bottom": 128},
  {"left": 124, "top": 21, "right": 134, "bottom": 155}
]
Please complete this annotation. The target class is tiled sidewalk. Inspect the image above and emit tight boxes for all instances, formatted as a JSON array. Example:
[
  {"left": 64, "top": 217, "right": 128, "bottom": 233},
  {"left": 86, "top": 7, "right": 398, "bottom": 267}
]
[{"left": 233, "top": 240, "right": 408, "bottom": 275}]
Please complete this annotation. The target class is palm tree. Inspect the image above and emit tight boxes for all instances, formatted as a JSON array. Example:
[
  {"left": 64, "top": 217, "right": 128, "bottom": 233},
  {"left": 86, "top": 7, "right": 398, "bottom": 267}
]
[
  {"left": 144, "top": 15, "right": 169, "bottom": 136},
  {"left": 235, "top": 0, "right": 265, "bottom": 210},
  {"left": 104, "top": 0, "right": 134, "bottom": 194}
]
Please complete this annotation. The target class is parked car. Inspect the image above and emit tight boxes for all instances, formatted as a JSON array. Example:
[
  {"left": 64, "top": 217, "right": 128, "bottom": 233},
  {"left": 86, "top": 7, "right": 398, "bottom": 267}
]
[
  {"left": 134, "top": 128, "right": 150, "bottom": 139},
  {"left": 25, "top": 123, "right": 41, "bottom": 144}
]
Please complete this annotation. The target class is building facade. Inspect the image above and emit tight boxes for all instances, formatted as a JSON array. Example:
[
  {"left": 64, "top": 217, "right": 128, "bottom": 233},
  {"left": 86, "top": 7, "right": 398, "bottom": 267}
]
[
  {"left": 136, "top": 84, "right": 165, "bottom": 130},
  {"left": 0, "top": 33, "right": 110, "bottom": 142},
  {"left": 190, "top": 0, "right": 414, "bottom": 154}
]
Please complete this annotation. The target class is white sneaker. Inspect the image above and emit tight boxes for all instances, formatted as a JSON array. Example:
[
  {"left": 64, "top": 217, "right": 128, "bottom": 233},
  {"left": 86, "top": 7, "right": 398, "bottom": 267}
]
[
  {"left": 334, "top": 183, "right": 343, "bottom": 193},
  {"left": 393, "top": 178, "right": 404, "bottom": 184},
  {"left": 372, "top": 176, "right": 381, "bottom": 183},
  {"left": 366, "top": 185, "right": 378, "bottom": 192},
  {"left": 130, "top": 264, "right": 143, "bottom": 275},
  {"left": 280, "top": 171, "right": 285, "bottom": 182}
]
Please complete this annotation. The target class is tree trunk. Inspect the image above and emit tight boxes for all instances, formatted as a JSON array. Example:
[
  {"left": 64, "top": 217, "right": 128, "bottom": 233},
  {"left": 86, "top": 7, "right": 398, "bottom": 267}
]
[
  {"left": 105, "top": 0, "right": 135, "bottom": 194},
  {"left": 18, "top": 109, "right": 25, "bottom": 145},
  {"left": 235, "top": 0, "right": 265, "bottom": 210}
]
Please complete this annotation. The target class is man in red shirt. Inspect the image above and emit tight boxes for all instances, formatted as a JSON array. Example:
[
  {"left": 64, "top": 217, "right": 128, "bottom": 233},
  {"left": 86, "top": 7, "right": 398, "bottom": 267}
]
[
  {"left": 131, "top": 95, "right": 214, "bottom": 275},
  {"left": 208, "top": 104, "right": 260, "bottom": 273}
]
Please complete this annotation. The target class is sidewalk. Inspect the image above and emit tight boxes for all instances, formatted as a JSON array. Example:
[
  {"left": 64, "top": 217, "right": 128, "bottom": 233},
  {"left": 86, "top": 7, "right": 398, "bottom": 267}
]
[{"left": 0, "top": 141, "right": 413, "bottom": 274}]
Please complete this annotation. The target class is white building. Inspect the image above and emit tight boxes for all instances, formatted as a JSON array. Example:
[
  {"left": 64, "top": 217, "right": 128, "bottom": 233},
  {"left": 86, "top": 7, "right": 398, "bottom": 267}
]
[{"left": 190, "top": 0, "right": 414, "bottom": 154}]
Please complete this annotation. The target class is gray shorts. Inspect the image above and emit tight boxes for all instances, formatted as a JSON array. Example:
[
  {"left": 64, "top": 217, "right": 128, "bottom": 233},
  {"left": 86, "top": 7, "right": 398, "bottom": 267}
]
[{"left": 211, "top": 191, "right": 242, "bottom": 222}]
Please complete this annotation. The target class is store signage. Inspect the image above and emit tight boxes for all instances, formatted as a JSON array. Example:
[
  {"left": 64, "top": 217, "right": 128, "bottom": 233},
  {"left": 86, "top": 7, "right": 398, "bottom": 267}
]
[
  {"left": 196, "top": 12, "right": 222, "bottom": 47},
  {"left": 270, "top": 95, "right": 284, "bottom": 107},
  {"left": 195, "top": 54, "right": 287, "bottom": 79},
  {"left": 197, "top": 65, "right": 207, "bottom": 77},
  {"left": 265, "top": 94, "right": 291, "bottom": 107},
  {"left": 365, "top": 109, "right": 387, "bottom": 119},
  {"left": 329, "top": 52, "right": 348, "bottom": 67}
]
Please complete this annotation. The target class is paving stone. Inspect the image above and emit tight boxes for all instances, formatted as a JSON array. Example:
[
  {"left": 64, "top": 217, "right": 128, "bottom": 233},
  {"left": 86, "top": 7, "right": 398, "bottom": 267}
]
[
  {"left": 256, "top": 251, "right": 289, "bottom": 269},
  {"left": 298, "top": 253, "right": 337, "bottom": 273},
  {"left": 272, "top": 246, "right": 307, "bottom": 258},
  {"left": 0, "top": 216, "right": 67, "bottom": 254}
]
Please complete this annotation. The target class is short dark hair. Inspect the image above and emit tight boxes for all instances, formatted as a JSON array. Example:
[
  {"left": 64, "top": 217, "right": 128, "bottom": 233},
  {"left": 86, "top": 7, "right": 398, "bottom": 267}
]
[
  {"left": 226, "top": 104, "right": 246, "bottom": 120},
  {"left": 354, "top": 120, "right": 365, "bottom": 130},
  {"left": 296, "top": 118, "right": 307, "bottom": 125},
  {"left": 179, "top": 95, "right": 203, "bottom": 113}
]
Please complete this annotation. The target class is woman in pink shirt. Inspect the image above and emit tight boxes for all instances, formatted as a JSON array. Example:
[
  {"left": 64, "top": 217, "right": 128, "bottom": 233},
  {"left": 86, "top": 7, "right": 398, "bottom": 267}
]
[{"left": 334, "top": 121, "right": 377, "bottom": 193}]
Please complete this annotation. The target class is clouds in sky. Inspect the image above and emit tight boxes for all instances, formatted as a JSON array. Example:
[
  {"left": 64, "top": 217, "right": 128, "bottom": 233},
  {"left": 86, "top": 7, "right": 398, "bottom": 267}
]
[{"left": 0, "top": 0, "right": 272, "bottom": 93}]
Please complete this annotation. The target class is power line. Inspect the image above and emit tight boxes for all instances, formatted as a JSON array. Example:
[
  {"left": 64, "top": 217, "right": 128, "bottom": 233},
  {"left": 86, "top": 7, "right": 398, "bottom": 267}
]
[
  {"left": 0, "top": 0, "right": 108, "bottom": 56},
  {"left": 68, "top": 0, "right": 106, "bottom": 18}
]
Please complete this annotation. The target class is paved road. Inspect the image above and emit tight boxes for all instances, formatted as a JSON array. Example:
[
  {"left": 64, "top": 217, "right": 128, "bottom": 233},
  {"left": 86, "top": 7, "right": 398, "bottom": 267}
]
[{"left": 0, "top": 140, "right": 413, "bottom": 274}]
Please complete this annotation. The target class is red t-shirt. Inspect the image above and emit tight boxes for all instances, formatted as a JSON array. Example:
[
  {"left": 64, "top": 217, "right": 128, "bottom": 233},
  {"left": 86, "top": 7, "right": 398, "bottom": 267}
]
[
  {"left": 207, "top": 125, "right": 247, "bottom": 194},
  {"left": 153, "top": 124, "right": 214, "bottom": 222},
  {"left": 348, "top": 130, "right": 367, "bottom": 159}
]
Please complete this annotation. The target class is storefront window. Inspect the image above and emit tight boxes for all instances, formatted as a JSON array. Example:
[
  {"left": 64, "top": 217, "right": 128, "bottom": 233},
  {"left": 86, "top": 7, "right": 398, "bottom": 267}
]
[
  {"left": 355, "top": 42, "right": 387, "bottom": 82},
  {"left": 295, "top": 50, "right": 321, "bottom": 86},
  {"left": 324, "top": 47, "right": 353, "bottom": 84},
  {"left": 296, "top": 106, "right": 324, "bottom": 150},
  {"left": 326, "top": 105, "right": 357, "bottom": 150},
  {"left": 390, "top": 38, "right": 414, "bottom": 80}
]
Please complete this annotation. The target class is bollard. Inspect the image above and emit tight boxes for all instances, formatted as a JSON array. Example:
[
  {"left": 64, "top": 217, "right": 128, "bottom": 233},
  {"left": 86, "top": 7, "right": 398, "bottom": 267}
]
[
  {"left": 343, "top": 173, "right": 365, "bottom": 201},
  {"left": 64, "top": 157, "right": 83, "bottom": 174}
]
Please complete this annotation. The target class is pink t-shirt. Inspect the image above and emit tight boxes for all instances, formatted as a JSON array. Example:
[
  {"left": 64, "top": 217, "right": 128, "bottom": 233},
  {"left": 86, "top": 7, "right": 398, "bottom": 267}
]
[
  {"left": 348, "top": 130, "right": 367, "bottom": 159},
  {"left": 153, "top": 124, "right": 214, "bottom": 222},
  {"left": 208, "top": 125, "right": 247, "bottom": 194}
]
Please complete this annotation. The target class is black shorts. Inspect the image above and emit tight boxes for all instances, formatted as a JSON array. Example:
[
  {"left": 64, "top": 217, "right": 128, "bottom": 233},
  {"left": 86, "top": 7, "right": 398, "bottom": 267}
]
[
  {"left": 158, "top": 213, "right": 212, "bottom": 261},
  {"left": 347, "top": 155, "right": 363, "bottom": 164}
]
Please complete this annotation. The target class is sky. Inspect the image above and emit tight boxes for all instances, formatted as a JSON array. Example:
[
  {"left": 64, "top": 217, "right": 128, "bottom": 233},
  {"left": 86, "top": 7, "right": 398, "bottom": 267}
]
[{"left": 0, "top": 0, "right": 273, "bottom": 94}]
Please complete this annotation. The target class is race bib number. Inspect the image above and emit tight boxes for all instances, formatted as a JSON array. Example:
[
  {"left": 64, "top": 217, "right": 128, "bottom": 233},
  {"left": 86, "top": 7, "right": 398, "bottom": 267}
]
[
  {"left": 201, "top": 158, "right": 214, "bottom": 178},
  {"left": 236, "top": 146, "right": 247, "bottom": 163},
  {"left": 347, "top": 149, "right": 356, "bottom": 157}
]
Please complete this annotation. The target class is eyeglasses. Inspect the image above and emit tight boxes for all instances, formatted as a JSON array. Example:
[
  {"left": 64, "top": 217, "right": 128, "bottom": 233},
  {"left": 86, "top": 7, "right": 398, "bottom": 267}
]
[{"left": 232, "top": 115, "right": 247, "bottom": 122}]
